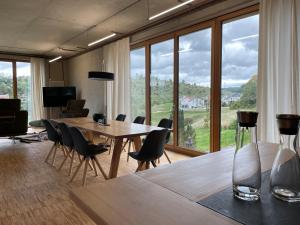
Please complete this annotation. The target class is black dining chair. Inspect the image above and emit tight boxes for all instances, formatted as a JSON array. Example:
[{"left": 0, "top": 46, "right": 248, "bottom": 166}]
[
  {"left": 116, "top": 114, "right": 126, "bottom": 121},
  {"left": 128, "top": 129, "right": 169, "bottom": 172},
  {"left": 122, "top": 116, "right": 145, "bottom": 162},
  {"left": 56, "top": 122, "right": 77, "bottom": 175},
  {"left": 69, "top": 126, "right": 108, "bottom": 186},
  {"left": 42, "top": 119, "right": 64, "bottom": 166},
  {"left": 157, "top": 118, "right": 173, "bottom": 164}
]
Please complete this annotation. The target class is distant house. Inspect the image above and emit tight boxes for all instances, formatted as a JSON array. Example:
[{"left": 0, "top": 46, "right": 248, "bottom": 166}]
[
  {"left": 221, "top": 93, "right": 241, "bottom": 106},
  {"left": 180, "top": 96, "right": 208, "bottom": 109}
]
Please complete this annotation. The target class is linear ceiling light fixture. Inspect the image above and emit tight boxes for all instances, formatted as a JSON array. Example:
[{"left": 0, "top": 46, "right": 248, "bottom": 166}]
[
  {"left": 49, "top": 56, "right": 62, "bottom": 63},
  {"left": 88, "top": 33, "right": 117, "bottom": 47},
  {"left": 148, "top": 0, "right": 194, "bottom": 20}
]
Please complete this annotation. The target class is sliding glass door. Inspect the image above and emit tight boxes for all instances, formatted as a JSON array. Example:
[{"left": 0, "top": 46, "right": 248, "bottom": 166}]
[
  {"left": 130, "top": 48, "right": 146, "bottom": 120},
  {"left": 0, "top": 60, "right": 32, "bottom": 121},
  {"left": 17, "top": 62, "right": 32, "bottom": 120},
  {"left": 178, "top": 28, "right": 212, "bottom": 152},
  {"left": 129, "top": 6, "right": 259, "bottom": 154},
  {"left": 220, "top": 14, "right": 259, "bottom": 149}
]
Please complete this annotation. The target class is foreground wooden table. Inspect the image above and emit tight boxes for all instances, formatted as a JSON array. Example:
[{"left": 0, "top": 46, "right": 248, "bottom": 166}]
[
  {"left": 71, "top": 143, "right": 278, "bottom": 225},
  {"left": 54, "top": 117, "right": 163, "bottom": 178}
]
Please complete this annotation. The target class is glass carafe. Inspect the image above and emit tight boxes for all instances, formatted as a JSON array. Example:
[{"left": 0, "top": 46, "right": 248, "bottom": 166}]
[
  {"left": 270, "top": 114, "right": 300, "bottom": 202},
  {"left": 233, "top": 111, "right": 261, "bottom": 201}
]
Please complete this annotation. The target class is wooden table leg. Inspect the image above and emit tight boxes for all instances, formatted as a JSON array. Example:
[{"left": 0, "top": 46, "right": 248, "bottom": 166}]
[
  {"left": 85, "top": 131, "right": 95, "bottom": 143},
  {"left": 108, "top": 137, "right": 124, "bottom": 179},
  {"left": 132, "top": 137, "right": 142, "bottom": 151}
]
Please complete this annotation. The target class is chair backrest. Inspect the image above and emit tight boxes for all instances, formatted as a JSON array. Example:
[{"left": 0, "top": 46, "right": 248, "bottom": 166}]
[
  {"left": 116, "top": 114, "right": 126, "bottom": 121},
  {"left": 0, "top": 99, "right": 21, "bottom": 111},
  {"left": 66, "top": 100, "right": 86, "bottom": 112},
  {"left": 93, "top": 113, "right": 105, "bottom": 122},
  {"left": 138, "top": 129, "right": 169, "bottom": 161},
  {"left": 42, "top": 119, "right": 60, "bottom": 143},
  {"left": 157, "top": 118, "right": 173, "bottom": 129},
  {"left": 133, "top": 116, "right": 145, "bottom": 124},
  {"left": 57, "top": 122, "right": 73, "bottom": 148},
  {"left": 68, "top": 126, "right": 89, "bottom": 156},
  {"left": 157, "top": 118, "right": 173, "bottom": 143}
]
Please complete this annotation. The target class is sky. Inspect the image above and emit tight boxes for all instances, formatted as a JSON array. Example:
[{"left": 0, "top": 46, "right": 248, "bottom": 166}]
[{"left": 131, "top": 14, "right": 259, "bottom": 88}]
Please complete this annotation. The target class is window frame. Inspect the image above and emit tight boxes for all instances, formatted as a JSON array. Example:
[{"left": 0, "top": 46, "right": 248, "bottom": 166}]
[
  {"left": 0, "top": 58, "right": 30, "bottom": 99},
  {"left": 130, "top": 4, "right": 259, "bottom": 156}
]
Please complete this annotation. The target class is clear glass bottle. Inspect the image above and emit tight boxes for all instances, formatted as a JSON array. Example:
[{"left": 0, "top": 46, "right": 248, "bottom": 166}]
[
  {"left": 233, "top": 111, "right": 261, "bottom": 201},
  {"left": 270, "top": 114, "right": 300, "bottom": 202}
]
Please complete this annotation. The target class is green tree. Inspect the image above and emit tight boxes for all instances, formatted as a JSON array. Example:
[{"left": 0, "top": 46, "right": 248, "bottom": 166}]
[{"left": 230, "top": 75, "right": 257, "bottom": 110}]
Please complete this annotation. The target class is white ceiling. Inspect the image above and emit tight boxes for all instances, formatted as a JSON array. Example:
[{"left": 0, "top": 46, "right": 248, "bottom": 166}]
[{"left": 0, "top": 0, "right": 212, "bottom": 58}]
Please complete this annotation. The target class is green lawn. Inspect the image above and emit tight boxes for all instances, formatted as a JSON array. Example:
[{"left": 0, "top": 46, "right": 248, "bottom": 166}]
[{"left": 151, "top": 102, "right": 253, "bottom": 152}]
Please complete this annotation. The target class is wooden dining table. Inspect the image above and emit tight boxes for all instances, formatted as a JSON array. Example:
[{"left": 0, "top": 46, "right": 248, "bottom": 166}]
[
  {"left": 70, "top": 143, "right": 279, "bottom": 225},
  {"left": 53, "top": 117, "right": 163, "bottom": 179}
]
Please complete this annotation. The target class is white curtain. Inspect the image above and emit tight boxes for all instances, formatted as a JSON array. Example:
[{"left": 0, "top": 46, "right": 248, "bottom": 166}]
[
  {"left": 257, "top": 0, "right": 300, "bottom": 143},
  {"left": 30, "top": 58, "right": 46, "bottom": 120},
  {"left": 103, "top": 37, "right": 130, "bottom": 120}
]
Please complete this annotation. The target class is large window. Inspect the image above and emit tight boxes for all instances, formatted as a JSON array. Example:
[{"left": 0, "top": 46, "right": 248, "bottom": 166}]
[
  {"left": 17, "top": 62, "right": 32, "bottom": 120},
  {"left": 0, "top": 60, "right": 31, "bottom": 121},
  {"left": 178, "top": 28, "right": 211, "bottom": 152},
  {"left": 150, "top": 40, "right": 174, "bottom": 126},
  {"left": 220, "top": 14, "right": 259, "bottom": 149},
  {"left": 130, "top": 6, "right": 259, "bottom": 154},
  {"left": 130, "top": 48, "right": 146, "bottom": 120},
  {"left": 0, "top": 61, "right": 13, "bottom": 98}
]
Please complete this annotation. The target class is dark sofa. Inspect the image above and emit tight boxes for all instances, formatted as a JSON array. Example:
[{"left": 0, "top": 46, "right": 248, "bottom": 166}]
[{"left": 0, "top": 99, "right": 28, "bottom": 137}]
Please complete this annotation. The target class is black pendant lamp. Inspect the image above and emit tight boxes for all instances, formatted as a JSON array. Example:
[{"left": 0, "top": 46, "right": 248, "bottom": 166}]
[{"left": 88, "top": 71, "right": 114, "bottom": 81}]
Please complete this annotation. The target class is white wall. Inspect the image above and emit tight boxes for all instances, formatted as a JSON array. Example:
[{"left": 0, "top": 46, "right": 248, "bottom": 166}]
[{"left": 64, "top": 48, "right": 105, "bottom": 116}]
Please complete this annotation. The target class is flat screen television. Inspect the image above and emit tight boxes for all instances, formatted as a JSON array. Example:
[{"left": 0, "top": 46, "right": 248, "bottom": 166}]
[{"left": 43, "top": 86, "right": 76, "bottom": 107}]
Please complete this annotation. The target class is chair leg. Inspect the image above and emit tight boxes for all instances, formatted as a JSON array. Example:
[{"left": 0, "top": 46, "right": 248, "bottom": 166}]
[
  {"left": 82, "top": 158, "right": 89, "bottom": 186},
  {"left": 77, "top": 152, "right": 82, "bottom": 162},
  {"left": 136, "top": 161, "right": 144, "bottom": 172},
  {"left": 126, "top": 140, "right": 132, "bottom": 162},
  {"left": 70, "top": 158, "right": 85, "bottom": 182},
  {"left": 58, "top": 148, "right": 71, "bottom": 171},
  {"left": 151, "top": 160, "right": 157, "bottom": 168},
  {"left": 88, "top": 161, "right": 94, "bottom": 170},
  {"left": 51, "top": 143, "right": 58, "bottom": 166},
  {"left": 68, "top": 150, "right": 75, "bottom": 176},
  {"left": 45, "top": 143, "right": 56, "bottom": 163},
  {"left": 108, "top": 139, "right": 113, "bottom": 154},
  {"left": 164, "top": 150, "right": 172, "bottom": 164},
  {"left": 62, "top": 146, "right": 68, "bottom": 157},
  {"left": 91, "top": 159, "right": 98, "bottom": 176},
  {"left": 94, "top": 156, "right": 108, "bottom": 180},
  {"left": 122, "top": 139, "right": 128, "bottom": 151}
]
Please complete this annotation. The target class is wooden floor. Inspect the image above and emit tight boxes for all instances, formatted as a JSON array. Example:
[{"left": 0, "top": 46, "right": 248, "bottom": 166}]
[{"left": 0, "top": 138, "right": 190, "bottom": 225}]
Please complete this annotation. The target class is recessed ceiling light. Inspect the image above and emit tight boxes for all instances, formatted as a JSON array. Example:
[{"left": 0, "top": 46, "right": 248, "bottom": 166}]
[
  {"left": 88, "top": 33, "right": 117, "bottom": 47},
  {"left": 49, "top": 56, "right": 62, "bottom": 63},
  {"left": 149, "top": 0, "right": 194, "bottom": 21}
]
